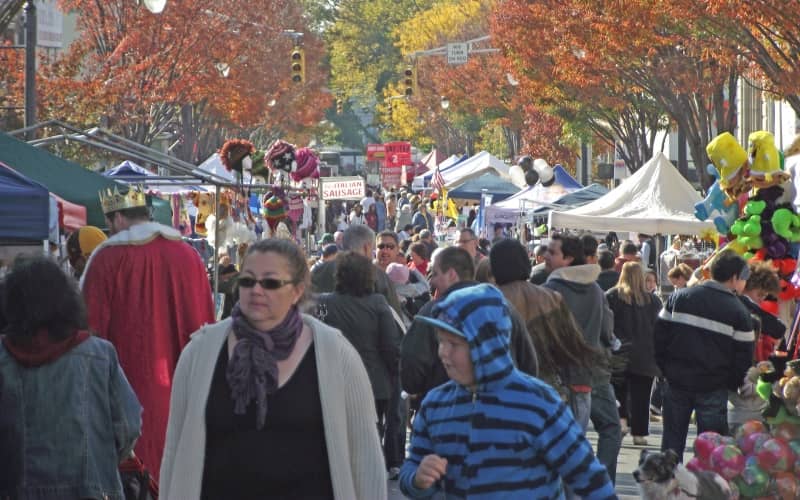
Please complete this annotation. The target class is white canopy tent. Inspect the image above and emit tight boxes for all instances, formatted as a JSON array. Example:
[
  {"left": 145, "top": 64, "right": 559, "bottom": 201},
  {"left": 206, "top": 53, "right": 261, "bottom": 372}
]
[
  {"left": 441, "top": 151, "right": 510, "bottom": 188},
  {"left": 411, "top": 153, "right": 463, "bottom": 191},
  {"left": 549, "top": 152, "right": 714, "bottom": 235}
]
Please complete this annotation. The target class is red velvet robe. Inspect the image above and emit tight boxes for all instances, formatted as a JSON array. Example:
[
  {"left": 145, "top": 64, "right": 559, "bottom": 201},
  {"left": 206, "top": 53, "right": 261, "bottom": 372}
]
[{"left": 82, "top": 223, "right": 214, "bottom": 479}]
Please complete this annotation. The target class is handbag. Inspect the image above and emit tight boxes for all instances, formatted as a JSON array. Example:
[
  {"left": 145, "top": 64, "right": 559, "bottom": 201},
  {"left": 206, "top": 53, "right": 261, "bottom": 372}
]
[{"left": 119, "top": 456, "right": 159, "bottom": 500}]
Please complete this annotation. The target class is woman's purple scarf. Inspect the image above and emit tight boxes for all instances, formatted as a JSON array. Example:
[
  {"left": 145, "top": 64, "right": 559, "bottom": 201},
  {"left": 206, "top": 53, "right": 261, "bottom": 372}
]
[{"left": 226, "top": 303, "right": 303, "bottom": 429}]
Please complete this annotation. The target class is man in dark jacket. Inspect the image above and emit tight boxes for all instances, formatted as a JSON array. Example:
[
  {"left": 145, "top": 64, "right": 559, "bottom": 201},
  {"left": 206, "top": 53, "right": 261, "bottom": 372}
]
[
  {"left": 655, "top": 250, "right": 754, "bottom": 457},
  {"left": 400, "top": 247, "right": 538, "bottom": 408},
  {"left": 544, "top": 233, "right": 621, "bottom": 483},
  {"left": 310, "top": 224, "right": 403, "bottom": 314}
]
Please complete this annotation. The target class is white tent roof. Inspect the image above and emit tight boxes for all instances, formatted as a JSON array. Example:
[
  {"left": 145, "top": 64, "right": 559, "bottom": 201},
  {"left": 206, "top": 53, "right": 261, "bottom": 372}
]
[
  {"left": 549, "top": 152, "right": 714, "bottom": 234},
  {"left": 442, "top": 151, "right": 510, "bottom": 188}
]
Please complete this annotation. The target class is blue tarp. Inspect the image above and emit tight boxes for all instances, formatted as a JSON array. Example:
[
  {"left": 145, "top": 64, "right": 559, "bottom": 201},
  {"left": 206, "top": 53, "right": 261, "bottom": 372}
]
[
  {"left": 0, "top": 161, "right": 50, "bottom": 241},
  {"left": 531, "top": 183, "right": 609, "bottom": 217},
  {"left": 448, "top": 173, "right": 520, "bottom": 201},
  {"left": 551, "top": 165, "right": 582, "bottom": 190}
]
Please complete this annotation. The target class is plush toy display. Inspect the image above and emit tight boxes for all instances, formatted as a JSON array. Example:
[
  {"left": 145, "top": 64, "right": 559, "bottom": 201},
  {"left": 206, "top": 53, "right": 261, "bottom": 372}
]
[{"left": 697, "top": 131, "right": 800, "bottom": 303}]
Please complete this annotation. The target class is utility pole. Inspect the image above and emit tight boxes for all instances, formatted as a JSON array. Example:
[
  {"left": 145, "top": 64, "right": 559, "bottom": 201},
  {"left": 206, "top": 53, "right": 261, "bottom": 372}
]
[{"left": 24, "top": 1, "right": 36, "bottom": 140}]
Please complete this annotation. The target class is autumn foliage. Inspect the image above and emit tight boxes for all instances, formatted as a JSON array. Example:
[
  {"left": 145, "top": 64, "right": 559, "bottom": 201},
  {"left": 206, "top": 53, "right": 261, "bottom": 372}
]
[{"left": 30, "top": 0, "right": 329, "bottom": 160}]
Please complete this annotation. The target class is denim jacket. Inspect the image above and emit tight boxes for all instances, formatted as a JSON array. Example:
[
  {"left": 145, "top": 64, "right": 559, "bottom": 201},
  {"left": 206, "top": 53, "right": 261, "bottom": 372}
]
[{"left": 0, "top": 336, "right": 142, "bottom": 500}]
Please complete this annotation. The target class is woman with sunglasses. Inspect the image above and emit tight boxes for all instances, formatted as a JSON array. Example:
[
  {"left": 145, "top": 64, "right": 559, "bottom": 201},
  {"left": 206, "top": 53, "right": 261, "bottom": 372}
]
[{"left": 160, "top": 239, "right": 386, "bottom": 499}]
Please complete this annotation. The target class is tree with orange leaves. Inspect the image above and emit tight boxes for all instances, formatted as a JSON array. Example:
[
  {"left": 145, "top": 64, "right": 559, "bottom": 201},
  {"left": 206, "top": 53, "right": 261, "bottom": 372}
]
[
  {"left": 36, "top": 0, "right": 328, "bottom": 162},
  {"left": 492, "top": 0, "right": 743, "bottom": 185},
  {"left": 686, "top": 1, "right": 800, "bottom": 115}
]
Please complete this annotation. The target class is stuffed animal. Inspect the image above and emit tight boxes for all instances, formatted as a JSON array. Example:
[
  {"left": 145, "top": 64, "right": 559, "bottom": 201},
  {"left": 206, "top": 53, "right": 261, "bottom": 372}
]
[
  {"left": 694, "top": 163, "right": 740, "bottom": 234},
  {"left": 707, "top": 132, "right": 750, "bottom": 203},
  {"left": 186, "top": 192, "right": 215, "bottom": 236},
  {"left": 747, "top": 130, "right": 789, "bottom": 189},
  {"left": 783, "top": 376, "right": 800, "bottom": 416}
]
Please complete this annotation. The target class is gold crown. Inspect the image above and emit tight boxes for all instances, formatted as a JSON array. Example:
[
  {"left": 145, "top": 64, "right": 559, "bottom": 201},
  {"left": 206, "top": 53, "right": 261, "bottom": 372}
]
[{"left": 99, "top": 185, "right": 147, "bottom": 214}]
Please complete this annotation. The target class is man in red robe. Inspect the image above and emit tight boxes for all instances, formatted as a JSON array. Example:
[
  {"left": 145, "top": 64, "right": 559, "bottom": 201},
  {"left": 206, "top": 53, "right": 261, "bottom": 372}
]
[{"left": 81, "top": 187, "right": 214, "bottom": 479}]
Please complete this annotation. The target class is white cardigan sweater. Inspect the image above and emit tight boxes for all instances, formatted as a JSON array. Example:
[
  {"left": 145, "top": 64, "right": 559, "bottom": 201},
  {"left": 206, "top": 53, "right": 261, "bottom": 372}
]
[{"left": 159, "top": 315, "right": 388, "bottom": 499}]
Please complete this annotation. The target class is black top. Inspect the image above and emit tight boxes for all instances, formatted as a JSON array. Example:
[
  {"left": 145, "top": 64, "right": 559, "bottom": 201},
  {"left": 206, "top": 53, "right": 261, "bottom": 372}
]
[{"left": 201, "top": 343, "right": 334, "bottom": 500}]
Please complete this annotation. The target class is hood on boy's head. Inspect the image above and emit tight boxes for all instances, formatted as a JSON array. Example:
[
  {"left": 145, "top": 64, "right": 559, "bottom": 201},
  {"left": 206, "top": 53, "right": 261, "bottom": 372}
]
[{"left": 418, "top": 284, "right": 514, "bottom": 386}]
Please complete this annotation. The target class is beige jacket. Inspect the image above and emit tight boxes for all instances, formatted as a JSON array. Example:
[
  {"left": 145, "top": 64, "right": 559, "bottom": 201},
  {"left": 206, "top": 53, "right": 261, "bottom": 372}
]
[{"left": 159, "top": 315, "right": 387, "bottom": 499}]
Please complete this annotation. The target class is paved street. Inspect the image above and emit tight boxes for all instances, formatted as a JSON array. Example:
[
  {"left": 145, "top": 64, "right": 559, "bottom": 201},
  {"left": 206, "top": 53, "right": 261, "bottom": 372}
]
[{"left": 388, "top": 419, "right": 696, "bottom": 499}]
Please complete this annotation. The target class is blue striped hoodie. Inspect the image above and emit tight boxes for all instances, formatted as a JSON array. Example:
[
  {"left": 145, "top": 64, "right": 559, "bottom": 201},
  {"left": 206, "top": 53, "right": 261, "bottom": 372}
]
[{"left": 399, "top": 284, "right": 615, "bottom": 499}]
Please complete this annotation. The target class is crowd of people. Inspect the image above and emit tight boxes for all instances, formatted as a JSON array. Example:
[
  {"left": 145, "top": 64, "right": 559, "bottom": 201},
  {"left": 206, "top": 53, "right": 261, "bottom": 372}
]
[{"left": 0, "top": 183, "right": 797, "bottom": 499}]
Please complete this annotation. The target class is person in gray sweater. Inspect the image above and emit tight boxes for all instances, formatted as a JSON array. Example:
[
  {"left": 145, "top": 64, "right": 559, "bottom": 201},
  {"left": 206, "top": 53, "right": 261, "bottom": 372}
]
[{"left": 543, "top": 233, "right": 622, "bottom": 484}]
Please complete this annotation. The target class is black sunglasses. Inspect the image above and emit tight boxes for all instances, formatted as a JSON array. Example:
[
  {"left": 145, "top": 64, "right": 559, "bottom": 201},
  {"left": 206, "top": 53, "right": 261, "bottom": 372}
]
[
  {"left": 377, "top": 243, "right": 396, "bottom": 250},
  {"left": 237, "top": 277, "right": 295, "bottom": 290}
]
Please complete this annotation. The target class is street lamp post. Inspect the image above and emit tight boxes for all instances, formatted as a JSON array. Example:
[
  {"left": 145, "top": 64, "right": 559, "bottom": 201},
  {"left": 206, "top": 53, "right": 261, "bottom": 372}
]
[{"left": 23, "top": 0, "right": 35, "bottom": 140}]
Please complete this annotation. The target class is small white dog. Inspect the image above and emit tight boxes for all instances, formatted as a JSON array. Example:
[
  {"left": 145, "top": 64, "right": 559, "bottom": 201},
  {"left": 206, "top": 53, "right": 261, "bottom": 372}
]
[{"left": 633, "top": 449, "right": 732, "bottom": 500}]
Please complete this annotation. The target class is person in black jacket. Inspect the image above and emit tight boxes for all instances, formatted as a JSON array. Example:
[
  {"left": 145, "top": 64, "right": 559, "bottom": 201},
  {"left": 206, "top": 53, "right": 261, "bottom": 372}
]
[
  {"left": 606, "top": 262, "right": 662, "bottom": 446},
  {"left": 655, "top": 250, "right": 754, "bottom": 457},
  {"left": 400, "top": 246, "right": 538, "bottom": 409},
  {"left": 315, "top": 251, "right": 403, "bottom": 473}
]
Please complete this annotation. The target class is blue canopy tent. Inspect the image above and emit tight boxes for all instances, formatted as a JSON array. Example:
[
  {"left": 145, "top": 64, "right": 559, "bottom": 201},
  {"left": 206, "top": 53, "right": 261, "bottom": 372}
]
[
  {"left": 0, "top": 161, "right": 50, "bottom": 241},
  {"left": 551, "top": 164, "right": 582, "bottom": 189},
  {"left": 447, "top": 173, "right": 520, "bottom": 201}
]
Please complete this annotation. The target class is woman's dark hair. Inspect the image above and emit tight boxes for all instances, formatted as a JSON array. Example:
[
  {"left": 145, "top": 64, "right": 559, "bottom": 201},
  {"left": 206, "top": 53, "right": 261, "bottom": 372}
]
[
  {"left": 408, "top": 242, "right": 429, "bottom": 261},
  {"left": 489, "top": 238, "right": 531, "bottom": 285},
  {"left": 244, "top": 238, "right": 311, "bottom": 304},
  {"left": 334, "top": 251, "right": 375, "bottom": 297},
  {"left": 2, "top": 256, "right": 87, "bottom": 343}
]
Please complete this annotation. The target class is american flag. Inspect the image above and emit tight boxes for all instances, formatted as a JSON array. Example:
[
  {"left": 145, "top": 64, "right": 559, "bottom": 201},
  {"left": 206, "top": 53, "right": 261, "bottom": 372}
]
[{"left": 431, "top": 165, "right": 445, "bottom": 191}]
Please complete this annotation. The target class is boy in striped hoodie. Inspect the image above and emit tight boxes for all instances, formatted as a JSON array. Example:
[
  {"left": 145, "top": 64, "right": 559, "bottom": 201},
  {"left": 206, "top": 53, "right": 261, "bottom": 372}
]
[{"left": 399, "top": 284, "right": 615, "bottom": 499}]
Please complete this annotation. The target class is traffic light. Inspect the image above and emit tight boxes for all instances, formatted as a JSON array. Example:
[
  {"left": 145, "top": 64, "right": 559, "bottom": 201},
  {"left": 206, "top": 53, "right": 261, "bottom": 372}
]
[
  {"left": 291, "top": 47, "right": 305, "bottom": 84},
  {"left": 336, "top": 98, "right": 343, "bottom": 114},
  {"left": 403, "top": 65, "right": 416, "bottom": 96}
]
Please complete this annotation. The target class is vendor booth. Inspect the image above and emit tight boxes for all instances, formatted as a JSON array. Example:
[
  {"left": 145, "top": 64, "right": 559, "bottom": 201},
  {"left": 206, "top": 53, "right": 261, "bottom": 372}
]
[
  {"left": 0, "top": 161, "right": 50, "bottom": 242},
  {"left": 0, "top": 131, "right": 124, "bottom": 228},
  {"left": 549, "top": 152, "right": 713, "bottom": 235},
  {"left": 485, "top": 164, "right": 583, "bottom": 227},
  {"left": 440, "top": 151, "right": 510, "bottom": 189},
  {"left": 412, "top": 154, "right": 466, "bottom": 191},
  {"left": 447, "top": 172, "right": 520, "bottom": 201}
]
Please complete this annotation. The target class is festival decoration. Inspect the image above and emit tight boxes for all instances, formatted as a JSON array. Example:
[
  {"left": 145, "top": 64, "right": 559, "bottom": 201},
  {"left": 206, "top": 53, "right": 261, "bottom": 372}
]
[
  {"left": 694, "top": 163, "right": 740, "bottom": 234},
  {"left": 689, "top": 418, "right": 800, "bottom": 499},
  {"left": 710, "top": 444, "right": 746, "bottom": 480}
]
